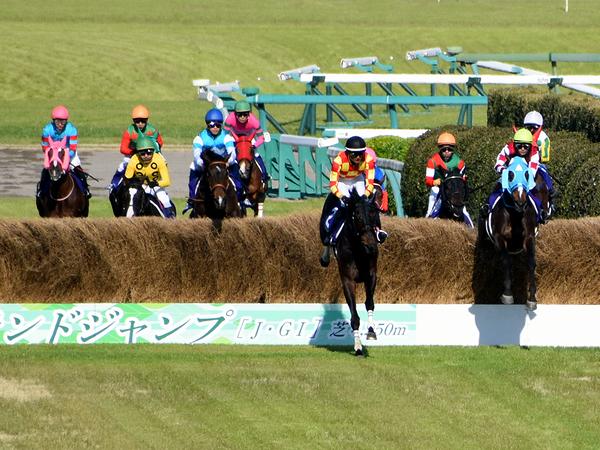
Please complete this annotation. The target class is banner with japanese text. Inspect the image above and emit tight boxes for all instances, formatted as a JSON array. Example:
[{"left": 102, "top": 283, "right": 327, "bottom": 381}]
[{"left": 0, "top": 304, "right": 416, "bottom": 346}]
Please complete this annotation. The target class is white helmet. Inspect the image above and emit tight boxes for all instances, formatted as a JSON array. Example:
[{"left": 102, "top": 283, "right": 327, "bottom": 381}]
[{"left": 524, "top": 111, "right": 543, "bottom": 127}]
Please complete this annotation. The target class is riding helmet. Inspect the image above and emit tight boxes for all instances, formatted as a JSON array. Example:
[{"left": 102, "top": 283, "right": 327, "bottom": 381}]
[
  {"left": 523, "top": 110, "right": 543, "bottom": 127},
  {"left": 135, "top": 136, "right": 156, "bottom": 152},
  {"left": 234, "top": 100, "right": 251, "bottom": 113},
  {"left": 51, "top": 105, "right": 69, "bottom": 120},
  {"left": 205, "top": 108, "right": 224, "bottom": 123},
  {"left": 437, "top": 132, "right": 456, "bottom": 147},
  {"left": 131, "top": 105, "right": 150, "bottom": 119},
  {"left": 513, "top": 128, "right": 533, "bottom": 144},
  {"left": 345, "top": 136, "right": 366, "bottom": 152}
]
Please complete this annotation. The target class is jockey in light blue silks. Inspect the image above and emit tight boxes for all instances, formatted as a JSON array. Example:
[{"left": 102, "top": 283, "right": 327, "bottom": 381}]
[
  {"left": 39, "top": 105, "right": 91, "bottom": 198},
  {"left": 184, "top": 108, "right": 243, "bottom": 213}
]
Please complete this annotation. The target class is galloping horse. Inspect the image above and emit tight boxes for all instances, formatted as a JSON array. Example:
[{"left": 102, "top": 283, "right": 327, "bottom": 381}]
[
  {"left": 485, "top": 156, "right": 539, "bottom": 310},
  {"left": 110, "top": 180, "right": 168, "bottom": 218},
  {"left": 36, "top": 137, "right": 88, "bottom": 217},
  {"left": 332, "top": 189, "right": 379, "bottom": 356},
  {"left": 190, "top": 151, "right": 241, "bottom": 229},
  {"left": 235, "top": 133, "right": 266, "bottom": 217},
  {"left": 438, "top": 168, "right": 471, "bottom": 226}
]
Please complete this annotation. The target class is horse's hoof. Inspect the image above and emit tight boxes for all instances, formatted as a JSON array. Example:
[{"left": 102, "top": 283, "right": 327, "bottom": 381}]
[
  {"left": 367, "top": 327, "right": 377, "bottom": 340},
  {"left": 501, "top": 294, "right": 514, "bottom": 305},
  {"left": 526, "top": 300, "right": 538, "bottom": 311},
  {"left": 354, "top": 348, "right": 364, "bottom": 357}
]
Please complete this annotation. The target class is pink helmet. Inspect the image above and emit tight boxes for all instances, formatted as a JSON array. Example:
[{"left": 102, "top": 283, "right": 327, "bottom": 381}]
[{"left": 51, "top": 105, "right": 69, "bottom": 120}]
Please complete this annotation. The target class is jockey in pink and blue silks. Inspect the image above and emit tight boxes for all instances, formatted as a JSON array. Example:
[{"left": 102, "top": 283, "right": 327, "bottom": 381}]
[
  {"left": 39, "top": 105, "right": 91, "bottom": 198},
  {"left": 224, "top": 100, "right": 269, "bottom": 187}
]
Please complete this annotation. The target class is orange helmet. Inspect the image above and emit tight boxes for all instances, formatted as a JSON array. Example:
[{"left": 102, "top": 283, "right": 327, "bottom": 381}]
[
  {"left": 437, "top": 132, "right": 456, "bottom": 146},
  {"left": 131, "top": 105, "right": 150, "bottom": 119}
]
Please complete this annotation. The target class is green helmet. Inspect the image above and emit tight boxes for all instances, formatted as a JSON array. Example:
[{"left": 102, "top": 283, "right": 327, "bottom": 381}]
[
  {"left": 136, "top": 135, "right": 156, "bottom": 152},
  {"left": 513, "top": 128, "right": 533, "bottom": 144},
  {"left": 234, "top": 100, "right": 251, "bottom": 113}
]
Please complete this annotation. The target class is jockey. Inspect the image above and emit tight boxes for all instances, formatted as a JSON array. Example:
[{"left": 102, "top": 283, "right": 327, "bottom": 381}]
[
  {"left": 184, "top": 108, "right": 242, "bottom": 213},
  {"left": 485, "top": 128, "right": 544, "bottom": 222},
  {"left": 523, "top": 110, "right": 555, "bottom": 216},
  {"left": 39, "top": 105, "right": 91, "bottom": 198},
  {"left": 319, "top": 136, "right": 388, "bottom": 263},
  {"left": 425, "top": 132, "right": 473, "bottom": 226},
  {"left": 109, "top": 105, "right": 164, "bottom": 192},
  {"left": 123, "top": 136, "right": 175, "bottom": 218},
  {"left": 224, "top": 100, "right": 269, "bottom": 187}
]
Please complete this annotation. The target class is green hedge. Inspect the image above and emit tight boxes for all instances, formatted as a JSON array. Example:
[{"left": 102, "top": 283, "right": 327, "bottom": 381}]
[
  {"left": 488, "top": 88, "right": 600, "bottom": 143},
  {"left": 402, "top": 126, "right": 600, "bottom": 219}
]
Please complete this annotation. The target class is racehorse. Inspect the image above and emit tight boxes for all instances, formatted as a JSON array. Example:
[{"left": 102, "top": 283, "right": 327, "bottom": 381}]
[
  {"left": 484, "top": 156, "right": 539, "bottom": 310},
  {"left": 438, "top": 168, "right": 471, "bottom": 226},
  {"left": 190, "top": 151, "right": 242, "bottom": 230},
  {"left": 235, "top": 134, "right": 266, "bottom": 217},
  {"left": 36, "top": 137, "right": 88, "bottom": 217},
  {"left": 110, "top": 180, "right": 169, "bottom": 218},
  {"left": 332, "top": 189, "right": 379, "bottom": 356}
]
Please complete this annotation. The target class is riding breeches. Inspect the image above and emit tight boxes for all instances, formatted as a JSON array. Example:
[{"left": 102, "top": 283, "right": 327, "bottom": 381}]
[
  {"left": 110, "top": 156, "right": 131, "bottom": 191},
  {"left": 145, "top": 185, "right": 172, "bottom": 208},
  {"left": 334, "top": 175, "right": 367, "bottom": 198},
  {"left": 426, "top": 186, "right": 440, "bottom": 217}
]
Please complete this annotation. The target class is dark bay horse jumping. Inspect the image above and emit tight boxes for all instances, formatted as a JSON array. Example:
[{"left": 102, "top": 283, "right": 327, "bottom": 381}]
[
  {"left": 36, "top": 137, "right": 88, "bottom": 217},
  {"left": 190, "top": 151, "right": 241, "bottom": 230},
  {"left": 438, "top": 168, "right": 473, "bottom": 227},
  {"left": 329, "top": 189, "right": 379, "bottom": 356},
  {"left": 235, "top": 134, "right": 267, "bottom": 217},
  {"left": 484, "top": 156, "right": 539, "bottom": 310}
]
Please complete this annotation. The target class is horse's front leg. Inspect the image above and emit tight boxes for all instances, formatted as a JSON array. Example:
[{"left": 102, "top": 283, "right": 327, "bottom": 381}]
[
  {"left": 525, "top": 238, "right": 537, "bottom": 311},
  {"left": 499, "top": 248, "right": 514, "bottom": 305},
  {"left": 340, "top": 274, "right": 363, "bottom": 356},
  {"left": 364, "top": 268, "right": 378, "bottom": 341}
]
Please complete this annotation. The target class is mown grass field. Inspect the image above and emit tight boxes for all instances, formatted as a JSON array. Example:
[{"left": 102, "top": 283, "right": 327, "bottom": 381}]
[
  {"left": 1, "top": 345, "right": 599, "bottom": 449},
  {"left": 1, "top": 0, "right": 600, "bottom": 144},
  {"left": 2, "top": 2, "right": 600, "bottom": 448}
]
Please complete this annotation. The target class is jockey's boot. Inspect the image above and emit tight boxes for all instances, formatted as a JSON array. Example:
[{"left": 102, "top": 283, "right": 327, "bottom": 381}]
[
  {"left": 164, "top": 206, "right": 176, "bottom": 219},
  {"left": 375, "top": 227, "right": 388, "bottom": 244},
  {"left": 74, "top": 167, "right": 92, "bottom": 199},
  {"left": 182, "top": 200, "right": 193, "bottom": 215}
]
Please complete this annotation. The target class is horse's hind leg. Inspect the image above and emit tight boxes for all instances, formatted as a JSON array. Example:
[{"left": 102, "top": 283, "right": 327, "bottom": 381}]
[
  {"left": 526, "top": 241, "right": 537, "bottom": 311},
  {"left": 499, "top": 249, "right": 514, "bottom": 305},
  {"left": 365, "top": 273, "right": 377, "bottom": 340},
  {"left": 341, "top": 278, "right": 363, "bottom": 356}
]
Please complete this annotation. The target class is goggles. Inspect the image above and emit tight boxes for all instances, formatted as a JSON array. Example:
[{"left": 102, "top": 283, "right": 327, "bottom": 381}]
[
  {"left": 138, "top": 149, "right": 153, "bottom": 156},
  {"left": 515, "top": 143, "right": 532, "bottom": 151},
  {"left": 235, "top": 112, "right": 249, "bottom": 118},
  {"left": 206, "top": 121, "right": 222, "bottom": 128}
]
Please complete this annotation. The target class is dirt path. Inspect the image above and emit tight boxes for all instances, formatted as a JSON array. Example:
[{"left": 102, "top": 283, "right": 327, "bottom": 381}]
[{"left": 0, "top": 146, "right": 191, "bottom": 198}]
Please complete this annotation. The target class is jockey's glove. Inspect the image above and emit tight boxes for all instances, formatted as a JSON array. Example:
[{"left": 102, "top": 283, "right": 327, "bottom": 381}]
[
  {"left": 148, "top": 181, "right": 159, "bottom": 189},
  {"left": 433, "top": 179, "right": 442, "bottom": 186}
]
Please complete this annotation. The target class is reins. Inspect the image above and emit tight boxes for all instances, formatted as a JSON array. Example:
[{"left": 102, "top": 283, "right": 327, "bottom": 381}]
[{"left": 49, "top": 172, "right": 75, "bottom": 201}]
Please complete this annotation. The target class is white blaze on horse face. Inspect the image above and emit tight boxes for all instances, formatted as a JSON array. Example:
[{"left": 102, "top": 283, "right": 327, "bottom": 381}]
[
  {"left": 126, "top": 187, "right": 137, "bottom": 217},
  {"left": 239, "top": 160, "right": 249, "bottom": 179}
]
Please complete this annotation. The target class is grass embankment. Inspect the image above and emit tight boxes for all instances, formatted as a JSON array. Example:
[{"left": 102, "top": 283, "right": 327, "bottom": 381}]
[
  {"left": 1, "top": 216, "right": 599, "bottom": 304},
  {"left": 2, "top": 0, "right": 600, "bottom": 143},
  {"left": 0, "top": 345, "right": 599, "bottom": 449}
]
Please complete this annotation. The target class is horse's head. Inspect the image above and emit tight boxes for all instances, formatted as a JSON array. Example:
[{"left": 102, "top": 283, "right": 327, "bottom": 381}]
[
  {"left": 43, "top": 137, "right": 70, "bottom": 181},
  {"left": 235, "top": 134, "right": 255, "bottom": 181},
  {"left": 204, "top": 152, "right": 230, "bottom": 210},
  {"left": 123, "top": 180, "right": 148, "bottom": 217},
  {"left": 440, "top": 168, "right": 467, "bottom": 219},
  {"left": 502, "top": 156, "right": 536, "bottom": 211},
  {"left": 348, "top": 189, "right": 377, "bottom": 253}
]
